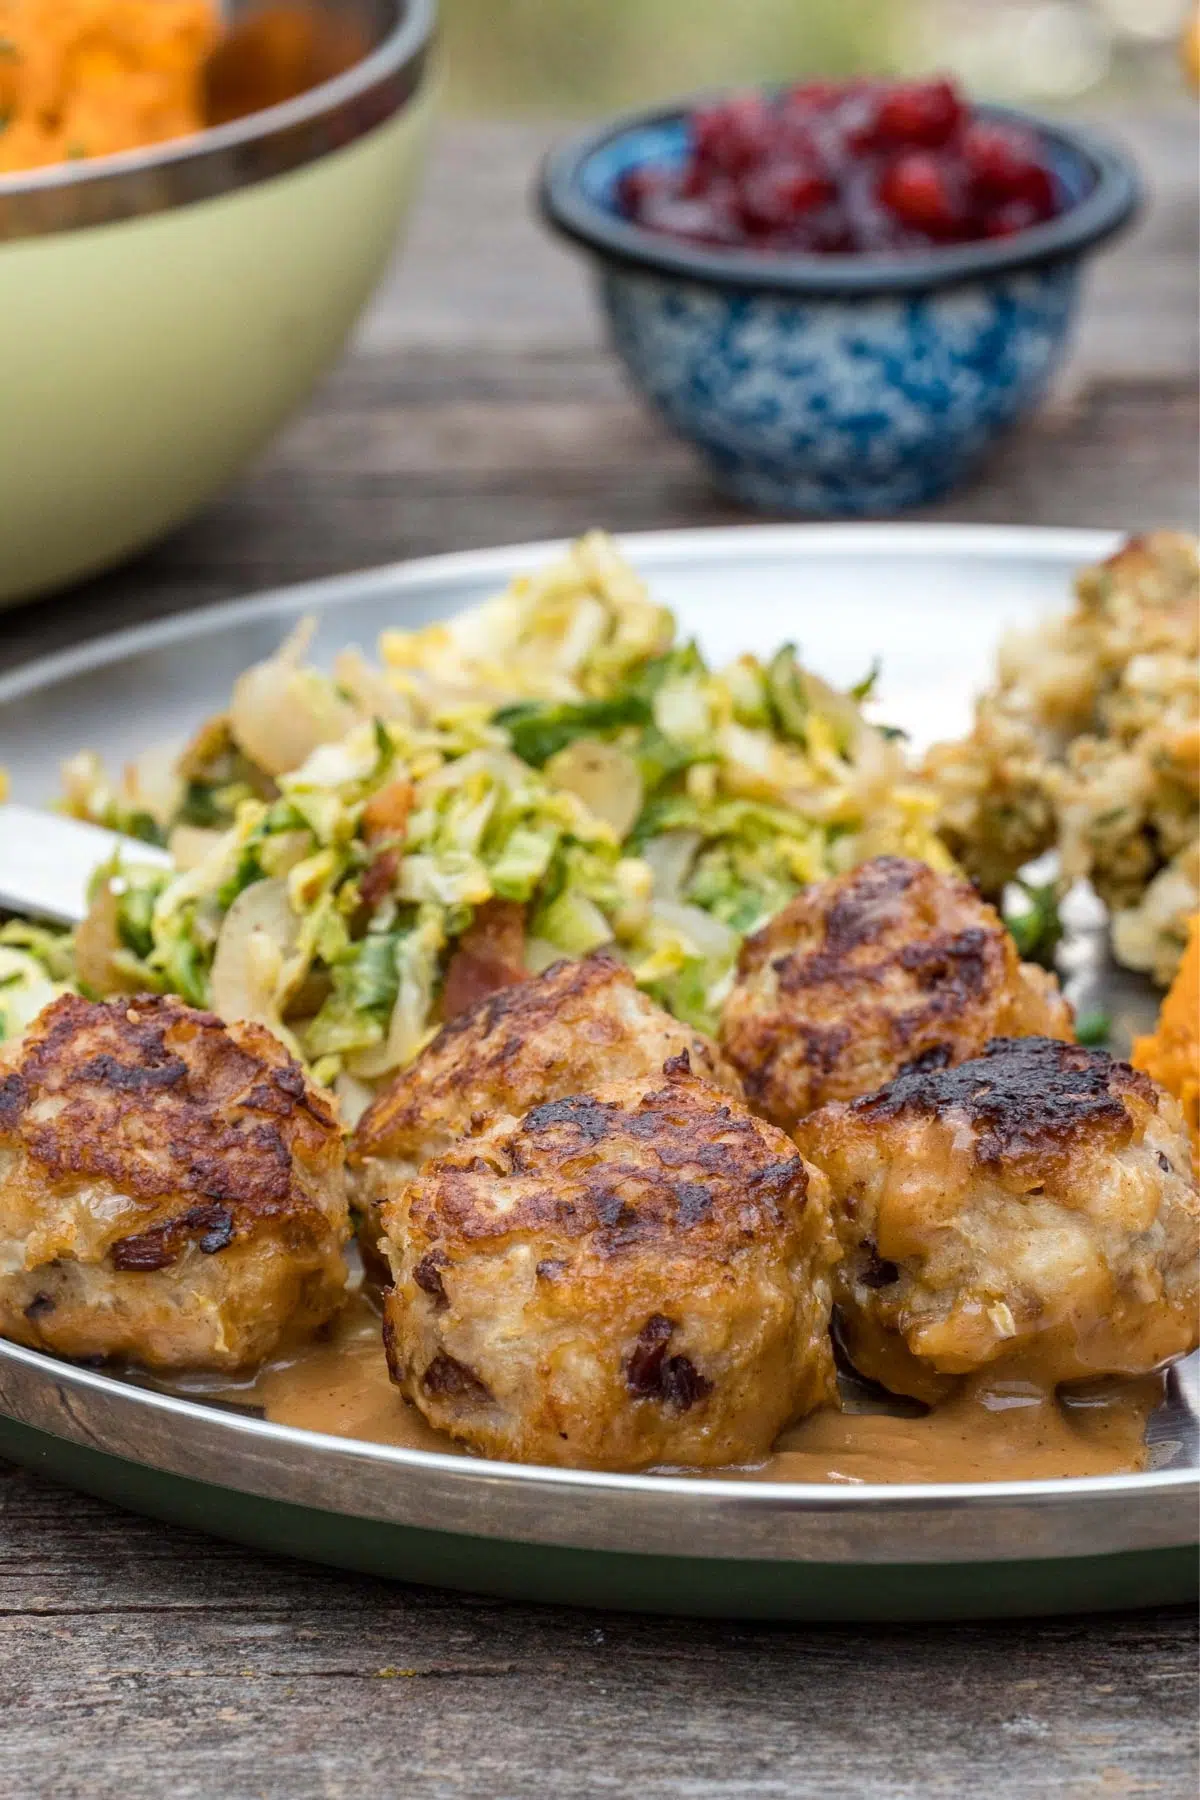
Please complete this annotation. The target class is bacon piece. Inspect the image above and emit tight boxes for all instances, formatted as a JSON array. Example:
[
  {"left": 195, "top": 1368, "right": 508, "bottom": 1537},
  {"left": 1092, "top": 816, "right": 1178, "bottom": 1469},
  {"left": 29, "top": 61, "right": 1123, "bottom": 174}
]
[
  {"left": 362, "top": 778, "right": 413, "bottom": 845},
  {"left": 441, "top": 900, "right": 528, "bottom": 1021},
  {"left": 359, "top": 848, "right": 400, "bottom": 912}
]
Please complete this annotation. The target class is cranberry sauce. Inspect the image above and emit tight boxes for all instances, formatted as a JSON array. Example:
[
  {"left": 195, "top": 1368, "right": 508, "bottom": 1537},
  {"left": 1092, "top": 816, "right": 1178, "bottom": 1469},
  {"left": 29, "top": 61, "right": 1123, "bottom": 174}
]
[{"left": 616, "top": 79, "right": 1060, "bottom": 255}]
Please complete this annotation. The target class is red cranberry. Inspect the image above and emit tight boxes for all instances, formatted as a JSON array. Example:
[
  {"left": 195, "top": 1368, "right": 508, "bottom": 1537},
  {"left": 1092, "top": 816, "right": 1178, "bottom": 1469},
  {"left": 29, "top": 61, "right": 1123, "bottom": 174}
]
[
  {"left": 678, "top": 158, "right": 711, "bottom": 199},
  {"left": 963, "top": 123, "right": 1046, "bottom": 196},
  {"left": 963, "top": 123, "right": 1018, "bottom": 188},
  {"left": 869, "top": 78, "right": 964, "bottom": 149},
  {"left": 616, "top": 166, "right": 674, "bottom": 216},
  {"left": 692, "top": 93, "right": 774, "bottom": 176},
  {"left": 616, "top": 79, "right": 1060, "bottom": 256},
  {"left": 878, "top": 152, "right": 961, "bottom": 237},
  {"left": 838, "top": 86, "right": 888, "bottom": 152},
  {"left": 783, "top": 80, "right": 844, "bottom": 112},
  {"left": 772, "top": 111, "right": 827, "bottom": 167},
  {"left": 738, "top": 162, "right": 833, "bottom": 232},
  {"left": 1011, "top": 161, "right": 1055, "bottom": 217}
]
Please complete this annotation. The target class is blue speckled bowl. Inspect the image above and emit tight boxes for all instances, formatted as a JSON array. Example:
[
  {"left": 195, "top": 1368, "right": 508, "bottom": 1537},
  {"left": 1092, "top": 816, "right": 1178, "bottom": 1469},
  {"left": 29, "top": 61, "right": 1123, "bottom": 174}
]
[{"left": 539, "top": 102, "right": 1139, "bottom": 515}]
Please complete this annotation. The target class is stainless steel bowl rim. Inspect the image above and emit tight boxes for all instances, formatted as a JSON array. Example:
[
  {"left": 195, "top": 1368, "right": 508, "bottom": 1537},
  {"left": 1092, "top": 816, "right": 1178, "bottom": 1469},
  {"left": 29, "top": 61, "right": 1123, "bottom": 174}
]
[{"left": 0, "top": 0, "right": 436, "bottom": 242}]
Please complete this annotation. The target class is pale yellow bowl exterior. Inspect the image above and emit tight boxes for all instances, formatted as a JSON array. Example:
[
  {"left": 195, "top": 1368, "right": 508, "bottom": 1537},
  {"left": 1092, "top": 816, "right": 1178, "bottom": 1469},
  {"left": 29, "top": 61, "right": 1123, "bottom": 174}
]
[{"left": 0, "top": 91, "right": 433, "bottom": 607}]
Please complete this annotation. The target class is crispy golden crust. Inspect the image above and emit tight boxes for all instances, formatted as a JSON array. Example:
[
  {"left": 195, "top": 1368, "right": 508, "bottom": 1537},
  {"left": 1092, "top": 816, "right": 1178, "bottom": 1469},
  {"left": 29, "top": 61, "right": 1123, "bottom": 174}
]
[
  {"left": 851, "top": 1035, "right": 1152, "bottom": 1168},
  {"left": 354, "top": 953, "right": 740, "bottom": 1163},
  {"left": 0, "top": 994, "right": 348, "bottom": 1370},
  {"left": 350, "top": 953, "right": 742, "bottom": 1275},
  {"left": 923, "top": 531, "right": 1200, "bottom": 983},
  {"left": 403, "top": 1062, "right": 800, "bottom": 1258},
  {"left": 920, "top": 699, "right": 1058, "bottom": 899},
  {"left": 381, "top": 1058, "right": 839, "bottom": 1469},
  {"left": 0, "top": 993, "right": 338, "bottom": 1227},
  {"left": 718, "top": 857, "right": 1073, "bottom": 1131},
  {"left": 1079, "top": 531, "right": 1200, "bottom": 635},
  {"left": 797, "top": 1037, "right": 1200, "bottom": 1400}
]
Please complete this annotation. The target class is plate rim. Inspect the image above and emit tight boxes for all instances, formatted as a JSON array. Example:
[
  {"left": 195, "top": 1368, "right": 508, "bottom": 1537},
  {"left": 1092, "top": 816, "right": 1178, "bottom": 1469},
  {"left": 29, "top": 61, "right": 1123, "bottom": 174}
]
[
  {"left": 0, "top": 1332, "right": 1195, "bottom": 1564},
  {"left": 0, "top": 521, "right": 1122, "bottom": 707},
  {"left": 4, "top": 518, "right": 1194, "bottom": 1565},
  {"left": 1, "top": 1327, "right": 1194, "bottom": 1510}
]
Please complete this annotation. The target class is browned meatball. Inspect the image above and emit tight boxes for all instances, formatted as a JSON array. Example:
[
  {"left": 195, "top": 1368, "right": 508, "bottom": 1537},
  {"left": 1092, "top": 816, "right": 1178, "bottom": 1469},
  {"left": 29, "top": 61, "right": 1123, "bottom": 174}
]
[
  {"left": 0, "top": 994, "right": 349, "bottom": 1371},
  {"left": 350, "top": 952, "right": 741, "bottom": 1276},
  {"left": 380, "top": 1056, "right": 839, "bottom": 1469},
  {"left": 719, "top": 856, "right": 1073, "bottom": 1131},
  {"left": 797, "top": 1036, "right": 1200, "bottom": 1403}
]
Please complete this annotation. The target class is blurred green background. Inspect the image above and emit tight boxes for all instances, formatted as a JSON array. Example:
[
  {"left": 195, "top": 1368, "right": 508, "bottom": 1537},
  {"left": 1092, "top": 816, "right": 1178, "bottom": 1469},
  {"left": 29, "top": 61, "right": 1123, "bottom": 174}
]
[{"left": 439, "top": 0, "right": 1191, "bottom": 115}]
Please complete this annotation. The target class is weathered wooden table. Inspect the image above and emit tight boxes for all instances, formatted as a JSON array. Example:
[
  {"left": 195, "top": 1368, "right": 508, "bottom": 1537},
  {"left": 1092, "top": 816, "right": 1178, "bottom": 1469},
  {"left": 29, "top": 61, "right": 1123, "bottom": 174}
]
[{"left": 2, "top": 111, "right": 1198, "bottom": 1798}]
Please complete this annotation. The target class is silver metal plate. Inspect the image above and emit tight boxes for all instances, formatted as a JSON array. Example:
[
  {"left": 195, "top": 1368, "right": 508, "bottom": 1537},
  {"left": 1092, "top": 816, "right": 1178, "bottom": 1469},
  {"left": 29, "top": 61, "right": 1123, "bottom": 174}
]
[{"left": 1, "top": 523, "right": 1196, "bottom": 1565}]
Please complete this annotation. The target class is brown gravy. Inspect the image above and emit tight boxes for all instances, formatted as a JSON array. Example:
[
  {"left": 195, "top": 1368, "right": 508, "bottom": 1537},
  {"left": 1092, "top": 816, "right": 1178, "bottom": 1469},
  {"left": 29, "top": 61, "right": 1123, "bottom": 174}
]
[{"left": 186, "top": 1292, "right": 1162, "bottom": 1485}]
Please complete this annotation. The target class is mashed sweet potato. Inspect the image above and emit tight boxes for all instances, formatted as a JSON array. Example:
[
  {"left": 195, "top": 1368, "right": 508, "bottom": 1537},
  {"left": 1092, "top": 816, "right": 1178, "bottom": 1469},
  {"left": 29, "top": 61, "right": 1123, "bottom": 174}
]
[
  {"left": 1133, "top": 915, "right": 1200, "bottom": 1162},
  {"left": 0, "top": 0, "right": 218, "bottom": 174}
]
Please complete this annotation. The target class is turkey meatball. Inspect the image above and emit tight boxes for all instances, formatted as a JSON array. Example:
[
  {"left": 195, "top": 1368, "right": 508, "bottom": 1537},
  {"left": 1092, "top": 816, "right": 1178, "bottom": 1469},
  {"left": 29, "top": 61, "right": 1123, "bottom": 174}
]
[
  {"left": 796, "top": 1036, "right": 1200, "bottom": 1403},
  {"left": 0, "top": 993, "right": 349, "bottom": 1371},
  {"left": 380, "top": 1056, "right": 839, "bottom": 1469},
  {"left": 350, "top": 951, "right": 741, "bottom": 1276},
  {"left": 719, "top": 856, "right": 1073, "bottom": 1131}
]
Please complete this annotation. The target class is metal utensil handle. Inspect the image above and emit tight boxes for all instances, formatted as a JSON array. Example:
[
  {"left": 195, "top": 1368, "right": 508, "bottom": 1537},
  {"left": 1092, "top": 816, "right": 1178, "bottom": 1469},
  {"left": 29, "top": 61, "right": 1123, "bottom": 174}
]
[{"left": 0, "top": 804, "right": 171, "bottom": 926}]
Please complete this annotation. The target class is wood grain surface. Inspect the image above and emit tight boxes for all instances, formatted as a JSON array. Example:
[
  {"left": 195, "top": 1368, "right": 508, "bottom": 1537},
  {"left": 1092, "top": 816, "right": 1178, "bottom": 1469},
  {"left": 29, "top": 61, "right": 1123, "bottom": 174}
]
[
  {"left": 1, "top": 111, "right": 1198, "bottom": 1799},
  {"left": 1, "top": 1458, "right": 1197, "bottom": 1800}
]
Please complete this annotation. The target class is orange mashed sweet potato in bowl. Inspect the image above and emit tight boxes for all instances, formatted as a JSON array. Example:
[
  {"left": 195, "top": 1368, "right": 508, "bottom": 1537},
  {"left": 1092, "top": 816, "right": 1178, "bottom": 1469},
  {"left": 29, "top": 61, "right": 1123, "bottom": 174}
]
[
  {"left": 0, "top": 0, "right": 434, "bottom": 606},
  {"left": 0, "top": 0, "right": 219, "bottom": 173},
  {"left": 1133, "top": 916, "right": 1200, "bottom": 1164}
]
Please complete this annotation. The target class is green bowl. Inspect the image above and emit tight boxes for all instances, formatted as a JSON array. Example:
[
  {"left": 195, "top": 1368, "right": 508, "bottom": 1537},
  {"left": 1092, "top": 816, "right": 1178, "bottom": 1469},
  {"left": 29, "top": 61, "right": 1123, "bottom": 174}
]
[{"left": 0, "top": 0, "right": 436, "bottom": 606}]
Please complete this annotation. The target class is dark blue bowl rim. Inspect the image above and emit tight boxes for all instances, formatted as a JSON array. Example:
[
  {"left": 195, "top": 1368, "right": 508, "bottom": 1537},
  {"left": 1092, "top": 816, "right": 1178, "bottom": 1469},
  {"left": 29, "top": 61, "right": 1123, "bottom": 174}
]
[{"left": 538, "top": 95, "right": 1141, "bottom": 297}]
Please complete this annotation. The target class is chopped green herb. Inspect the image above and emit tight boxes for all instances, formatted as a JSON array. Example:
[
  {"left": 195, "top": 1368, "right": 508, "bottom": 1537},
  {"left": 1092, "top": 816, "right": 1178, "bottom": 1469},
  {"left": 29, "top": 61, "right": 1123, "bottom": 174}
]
[
  {"left": 1004, "top": 879, "right": 1064, "bottom": 967},
  {"left": 1074, "top": 1010, "right": 1112, "bottom": 1048},
  {"left": 123, "top": 810, "right": 167, "bottom": 849},
  {"left": 116, "top": 881, "right": 159, "bottom": 959},
  {"left": 633, "top": 722, "right": 694, "bottom": 796},
  {"left": 849, "top": 658, "right": 881, "bottom": 703},
  {"left": 0, "top": 920, "right": 76, "bottom": 983},
  {"left": 156, "top": 935, "right": 206, "bottom": 1008},
  {"left": 642, "top": 954, "right": 716, "bottom": 1034},
  {"left": 345, "top": 933, "right": 401, "bottom": 1017},
  {"left": 494, "top": 692, "right": 651, "bottom": 767},
  {"left": 765, "top": 644, "right": 809, "bottom": 742},
  {"left": 178, "top": 781, "right": 227, "bottom": 829},
  {"left": 216, "top": 846, "right": 265, "bottom": 911}
]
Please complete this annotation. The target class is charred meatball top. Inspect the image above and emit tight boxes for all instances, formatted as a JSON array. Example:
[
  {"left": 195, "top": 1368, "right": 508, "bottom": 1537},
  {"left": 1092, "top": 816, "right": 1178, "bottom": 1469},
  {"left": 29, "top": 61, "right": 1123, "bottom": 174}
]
[
  {"left": 719, "top": 856, "right": 1073, "bottom": 1130},
  {"left": 350, "top": 952, "right": 741, "bottom": 1270},
  {"left": 381, "top": 1055, "right": 838, "bottom": 1470},
  {"left": 797, "top": 1035, "right": 1200, "bottom": 1402},
  {"left": 0, "top": 993, "right": 349, "bottom": 1370}
]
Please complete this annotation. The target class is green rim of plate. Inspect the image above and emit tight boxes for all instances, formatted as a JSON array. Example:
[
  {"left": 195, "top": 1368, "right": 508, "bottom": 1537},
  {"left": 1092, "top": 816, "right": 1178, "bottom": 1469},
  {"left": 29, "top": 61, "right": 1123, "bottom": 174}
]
[{"left": 4, "top": 1415, "right": 1195, "bottom": 1621}]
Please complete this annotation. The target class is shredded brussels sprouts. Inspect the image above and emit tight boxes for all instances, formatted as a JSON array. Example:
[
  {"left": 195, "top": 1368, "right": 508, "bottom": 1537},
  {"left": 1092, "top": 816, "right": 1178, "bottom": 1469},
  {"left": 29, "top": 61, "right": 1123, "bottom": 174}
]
[
  {"left": 40, "top": 533, "right": 952, "bottom": 1081},
  {"left": 0, "top": 923, "right": 75, "bottom": 1042}
]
